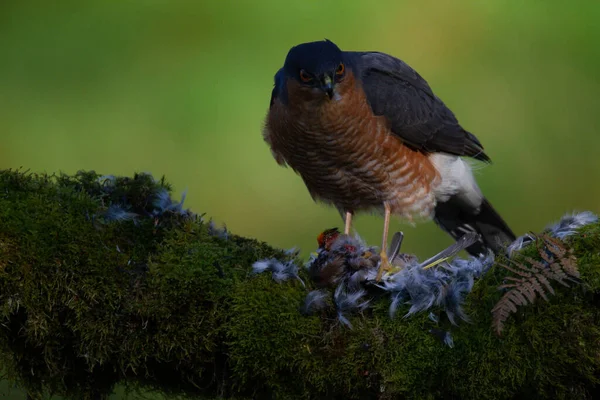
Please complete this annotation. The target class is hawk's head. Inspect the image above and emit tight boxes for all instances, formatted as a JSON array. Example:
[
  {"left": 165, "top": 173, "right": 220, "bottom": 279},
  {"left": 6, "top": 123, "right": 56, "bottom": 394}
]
[{"left": 280, "top": 39, "right": 346, "bottom": 100}]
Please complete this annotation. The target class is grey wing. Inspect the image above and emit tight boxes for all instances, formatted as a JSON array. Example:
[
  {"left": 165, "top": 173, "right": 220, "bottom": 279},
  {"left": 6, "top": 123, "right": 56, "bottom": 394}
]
[{"left": 349, "top": 51, "right": 490, "bottom": 163}]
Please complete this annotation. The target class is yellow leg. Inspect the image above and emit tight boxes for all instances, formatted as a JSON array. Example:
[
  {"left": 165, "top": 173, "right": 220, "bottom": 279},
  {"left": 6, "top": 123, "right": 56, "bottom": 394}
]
[
  {"left": 376, "top": 204, "right": 393, "bottom": 281},
  {"left": 344, "top": 211, "right": 353, "bottom": 235}
]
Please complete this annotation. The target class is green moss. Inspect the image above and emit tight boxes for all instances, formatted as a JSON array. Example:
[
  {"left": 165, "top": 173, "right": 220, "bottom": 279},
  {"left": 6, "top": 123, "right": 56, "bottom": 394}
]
[
  {"left": 0, "top": 169, "right": 288, "bottom": 399},
  {"left": 0, "top": 169, "right": 599, "bottom": 399}
]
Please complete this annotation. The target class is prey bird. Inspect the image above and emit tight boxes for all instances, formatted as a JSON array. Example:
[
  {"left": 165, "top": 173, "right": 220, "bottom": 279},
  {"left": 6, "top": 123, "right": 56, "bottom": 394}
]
[{"left": 263, "top": 39, "right": 515, "bottom": 280}]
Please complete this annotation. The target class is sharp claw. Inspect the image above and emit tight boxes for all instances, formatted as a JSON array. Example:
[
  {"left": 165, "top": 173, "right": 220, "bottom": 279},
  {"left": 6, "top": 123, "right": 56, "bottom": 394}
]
[{"left": 376, "top": 251, "right": 392, "bottom": 281}]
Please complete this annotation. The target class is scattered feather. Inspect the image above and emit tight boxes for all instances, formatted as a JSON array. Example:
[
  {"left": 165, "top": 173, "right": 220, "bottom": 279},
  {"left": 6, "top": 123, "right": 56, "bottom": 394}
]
[
  {"left": 103, "top": 204, "right": 139, "bottom": 222},
  {"left": 251, "top": 260, "right": 271, "bottom": 274},
  {"left": 252, "top": 258, "right": 304, "bottom": 286},
  {"left": 429, "top": 329, "right": 454, "bottom": 348},
  {"left": 94, "top": 172, "right": 196, "bottom": 226},
  {"left": 208, "top": 220, "right": 229, "bottom": 240},
  {"left": 444, "top": 332, "right": 454, "bottom": 348},
  {"left": 302, "top": 290, "right": 329, "bottom": 315},
  {"left": 376, "top": 251, "right": 493, "bottom": 324},
  {"left": 389, "top": 293, "right": 404, "bottom": 319},
  {"left": 285, "top": 247, "right": 300, "bottom": 257},
  {"left": 547, "top": 211, "right": 598, "bottom": 239},
  {"left": 508, "top": 211, "right": 597, "bottom": 257},
  {"left": 428, "top": 312, "right": 439, "bottom": 324},
  {"left": 256, "top": 211, "right": 595, "bottom": 344},
  {"left": 387, "top": 232, "right": 404, "bottom": 262},
  {"left": 333, "top": 284, "right": 370, "bottom": 329},
  {"left": 152, "top": 188, "right": 191, "bottom": 217},
  {"left": 506, "top": 233, "right": 536, "bottom": 258}
]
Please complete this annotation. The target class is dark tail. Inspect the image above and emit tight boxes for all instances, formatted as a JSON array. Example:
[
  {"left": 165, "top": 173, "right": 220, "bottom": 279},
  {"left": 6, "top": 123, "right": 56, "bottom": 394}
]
[{"left": 433, "top": 196, "right": 516, "bottom": 257}]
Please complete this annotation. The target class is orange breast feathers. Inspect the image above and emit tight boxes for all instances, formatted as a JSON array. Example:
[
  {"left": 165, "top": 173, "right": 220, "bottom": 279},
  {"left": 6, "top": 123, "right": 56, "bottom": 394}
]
[{"left": 263, "top": 70, "right": 441, "bottom": 217}]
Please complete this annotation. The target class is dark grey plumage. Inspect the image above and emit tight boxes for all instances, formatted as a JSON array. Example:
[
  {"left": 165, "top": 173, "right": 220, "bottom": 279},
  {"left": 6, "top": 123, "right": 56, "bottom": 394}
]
[
  {"left": 346, "top": 51, "right": 490, "bottom": 163},
  {"left": 434, "top": 197, "right": 516, "bottom": 256}
]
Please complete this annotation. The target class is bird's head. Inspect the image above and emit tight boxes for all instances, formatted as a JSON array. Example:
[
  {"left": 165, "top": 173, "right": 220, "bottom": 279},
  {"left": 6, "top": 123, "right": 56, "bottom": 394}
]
[
  {"left": 282, "top": 39, "right": 346, "bottom": 100},
  {"left": 317, "top": 227, "right": 341, "bottom": 251}
]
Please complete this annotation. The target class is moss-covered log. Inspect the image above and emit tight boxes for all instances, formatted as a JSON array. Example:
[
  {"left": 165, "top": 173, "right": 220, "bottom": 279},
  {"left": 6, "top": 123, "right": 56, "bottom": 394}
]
[{"left": 0, "top": 169, "right": 599, "bottom": 400}]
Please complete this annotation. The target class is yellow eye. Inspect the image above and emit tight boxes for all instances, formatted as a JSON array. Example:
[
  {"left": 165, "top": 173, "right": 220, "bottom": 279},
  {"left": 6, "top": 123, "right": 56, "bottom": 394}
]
[
  {"left": 299, "top": 69, "right": 313, "bottom": 83},
  {"left": 336, "top": 63, "right": 345, "bottom": 75}
]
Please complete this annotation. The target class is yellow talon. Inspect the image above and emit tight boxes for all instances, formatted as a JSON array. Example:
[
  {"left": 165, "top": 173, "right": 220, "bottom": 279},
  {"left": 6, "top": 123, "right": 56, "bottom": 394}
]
[{"left": 376, "top": 251, "right": 393, "bottom": 281}]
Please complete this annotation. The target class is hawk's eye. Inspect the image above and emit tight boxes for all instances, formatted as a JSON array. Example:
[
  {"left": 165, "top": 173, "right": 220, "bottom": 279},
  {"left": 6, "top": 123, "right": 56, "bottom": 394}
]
[
  {"left": 299, "top": 69, "right": 313, "bottom": 83},
  {"left": 336, "top": 63, "right": 345, "bottom": 75}
]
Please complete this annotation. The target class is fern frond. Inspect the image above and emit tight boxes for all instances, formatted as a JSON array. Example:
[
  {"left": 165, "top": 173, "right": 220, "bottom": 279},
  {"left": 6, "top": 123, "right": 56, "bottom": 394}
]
[
  {"left": 519, "top": 280, "right": 537, "bottom": 303},
  {"left": 528, "top": 275, "right": 549, "bottom": 301},
  {"left": 492, "top": 235, "right": 580, "bottom": 335},
  {"left": 537, "top": 249, "right": 554, "bottom": 264},
  {"left": 526, "top": 256, "right": 570, "bottom": 288},
  {"left": 506, "top": 289, "right": 529, "bottom": 308},
  {"left": 498, "top": 281, "right": 521, "bottom": 289},
  {"left": 541, "top": 234, "right": 580, "bottom": 280},
  {"left": 559, "top": 255, "right": 579, "bottom": 279},
  {"left": 541, "top": 235, "right": 567, "bottom": 258},
  {"left": 491, "top": 300, "right": 511, "bottom": 334},
  {"left": 498, "top": 262, "right": 532, "bottom": 278},
  {"left": 535, "top": 274, "right": 555, "bottom": 298},
  {"left": 502, "top": 276, "right": 525, "bottom": 283}
]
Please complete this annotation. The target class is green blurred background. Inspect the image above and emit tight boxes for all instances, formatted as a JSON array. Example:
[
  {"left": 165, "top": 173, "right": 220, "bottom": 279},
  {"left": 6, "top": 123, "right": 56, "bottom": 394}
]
[{"left": 1, "top": 0, "right": 599, "bottom": 398}]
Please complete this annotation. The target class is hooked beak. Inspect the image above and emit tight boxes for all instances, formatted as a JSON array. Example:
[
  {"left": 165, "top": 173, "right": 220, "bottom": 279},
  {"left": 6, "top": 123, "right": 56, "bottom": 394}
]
[{"left": 321, "top": 75, "right": 334, "bottom": 99}]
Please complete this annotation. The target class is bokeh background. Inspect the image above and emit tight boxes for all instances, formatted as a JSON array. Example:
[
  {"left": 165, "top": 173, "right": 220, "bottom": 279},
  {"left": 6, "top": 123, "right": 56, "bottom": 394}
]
[{"left": 1, "top": 0, "right": 599, "bottom": 398}]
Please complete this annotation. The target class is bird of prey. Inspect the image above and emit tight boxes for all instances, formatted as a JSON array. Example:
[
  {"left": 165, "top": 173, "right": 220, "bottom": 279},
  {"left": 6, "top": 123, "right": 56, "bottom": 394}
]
[{"left": 263, "top": 39, "right": 515, "bottom": 280}]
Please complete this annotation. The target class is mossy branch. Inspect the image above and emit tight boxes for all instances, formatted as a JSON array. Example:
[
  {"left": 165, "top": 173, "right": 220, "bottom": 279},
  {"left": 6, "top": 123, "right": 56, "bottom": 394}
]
[{"left": 0, "top": 169, "right": 599, "bottom": 400}]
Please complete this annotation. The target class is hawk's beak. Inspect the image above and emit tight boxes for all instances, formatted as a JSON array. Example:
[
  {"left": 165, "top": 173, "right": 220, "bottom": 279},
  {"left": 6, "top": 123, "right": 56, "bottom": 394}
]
[{"left": 321, "top": 75, "right": 334, "bottom": 99}]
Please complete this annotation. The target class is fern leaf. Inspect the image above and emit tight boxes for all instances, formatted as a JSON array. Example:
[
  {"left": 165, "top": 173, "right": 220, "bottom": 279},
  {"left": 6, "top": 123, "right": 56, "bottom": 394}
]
[
  {"left": 527, "top": 276, "right": 549, "bottom": 301},
  {"left": 560, "top": 256, "right": 580, "bottom": 279},
  {"left": 498, "top": 263, "right": 532, "bottom": 278},
  {"left": 508, "top": 289, "right": 529, "bottom": 307},
  {"left": 492, "top": 235, "right": 580, "bottom": 335},
  {"left": 541, "top": 235, "right": 566, "bottom": 258},
  {"left": 498, "top": 283, "right": 518, "bottom": 290},
  {"left": 537, "top": 248, "right": 556, "bottom": 265},
  {"left": 542, "top": 235, "right": 580, "bottom": 278},
  {"left": 509, "top": 258, "right": 538, "bottom": 274},
  {"left": 524, "top": 256, "right": 545, "bottom": 271},
  {"left": 538, "top": 249, "right": 555, "bottom": 265},
  {"left": 492, "top": 288, "right": 532, "bottom": 335},
  {"left": 547, "top": 262, "right": 571, "bottom": 287},
  {"left": 519, "top": 280, "right": 537, "bottom": 303},
  {"left": 492, "top": 300, "right": 511, "bottom": 335},
  {"left": 535, "top": 274, "right": 555, "bottom": 298},
  {"left": 492, "top": 293, "right": 516, "bottom": 332},
  {"left": 504, "top": 276, "right": 525, "bottom": 282},
  {"left": 527, "top": 255, "right": 570, "bottom": 287}
]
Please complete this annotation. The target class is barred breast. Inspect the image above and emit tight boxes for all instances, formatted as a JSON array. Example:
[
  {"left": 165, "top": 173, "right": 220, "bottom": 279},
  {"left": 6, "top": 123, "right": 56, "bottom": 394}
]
[{"left": 264, "top": 72, "right": 441, "bottom": 220}]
